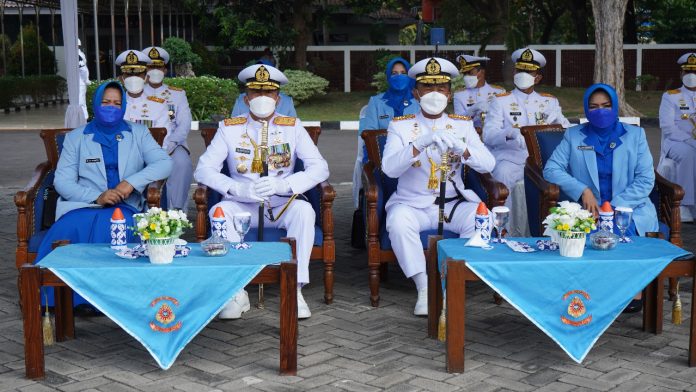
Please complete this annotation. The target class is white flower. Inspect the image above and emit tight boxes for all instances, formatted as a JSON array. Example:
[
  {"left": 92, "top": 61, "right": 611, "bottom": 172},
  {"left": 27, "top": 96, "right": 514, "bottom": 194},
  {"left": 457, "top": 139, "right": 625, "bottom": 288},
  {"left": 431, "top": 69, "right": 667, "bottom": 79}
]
[
  {"left": 576, "top": 210, "right": 592, "bottom": 220},
  {"left": 137, "top": 219, "right": 148, "bottom": 229},
  {"left": 558, "top": 201, "right": 581, "bottom": 214},
  {"left": 559, "top": 215, "right": 574, "bottom": 226},
  {"left": 148, "top": 207, "right": 162, "bottom": 215}
]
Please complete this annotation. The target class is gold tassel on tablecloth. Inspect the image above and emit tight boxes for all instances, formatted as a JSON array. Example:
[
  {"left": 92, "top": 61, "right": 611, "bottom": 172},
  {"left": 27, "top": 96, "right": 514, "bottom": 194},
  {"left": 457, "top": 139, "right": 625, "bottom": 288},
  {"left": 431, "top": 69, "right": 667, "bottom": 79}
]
[
  {"left": 672, "top": 281, "right": 682, "bottom": 325},
  {"left": 437, "top": 295, "right": 446, "bottom": 342},
  {"left": 428, "top": 157, "right": 438, "bottom": 190},
  {"left": 42, "top": 294, "right": 54, "bottom": 346}
]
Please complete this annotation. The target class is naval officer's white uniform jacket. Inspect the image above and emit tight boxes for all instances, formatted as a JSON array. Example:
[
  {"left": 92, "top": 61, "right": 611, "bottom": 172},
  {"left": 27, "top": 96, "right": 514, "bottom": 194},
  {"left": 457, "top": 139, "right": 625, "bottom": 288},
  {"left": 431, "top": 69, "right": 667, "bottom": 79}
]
[
  {"left": 453, "top": 82, "right": 505, "bottom": 127},
  {"left": 124, "top": 94, "right": 173, "bottom": 144},
  {"left": 194, "top": 113, "right": 329, "bottom": 284},
  {"left": 144, "top": 84, "right": 192, "bottom": 154},
  {"left": 659, "top": 86, "right": 696, "bottom": 206}
]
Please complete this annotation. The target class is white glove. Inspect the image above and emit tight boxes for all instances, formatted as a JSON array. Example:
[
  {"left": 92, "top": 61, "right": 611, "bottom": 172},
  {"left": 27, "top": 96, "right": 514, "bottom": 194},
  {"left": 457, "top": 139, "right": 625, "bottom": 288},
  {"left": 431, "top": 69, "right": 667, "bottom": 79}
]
[
  {"left": 440, "top": 133, "right": 467, "bottom": 155},
  {"left": 254, "top": 177, "right": 292, "bottom": 199},
  {"left": 228, "top": 182, "right": 264, "bottom": 202},
  {"left": 413, "top": 132, "right": 447, "bottom": 153},
  {"left": 470, "top": 100, "right": 489, "bottom": 115}
]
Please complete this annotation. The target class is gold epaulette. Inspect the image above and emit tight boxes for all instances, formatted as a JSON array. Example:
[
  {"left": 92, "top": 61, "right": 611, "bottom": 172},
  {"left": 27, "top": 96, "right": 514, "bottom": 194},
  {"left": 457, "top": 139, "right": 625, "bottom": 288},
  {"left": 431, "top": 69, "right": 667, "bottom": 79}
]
[
  {"left": 224, "top": 117, "right": 247, "bottom": 126},
  {"left": 667, "top": 89, "right": 681, "bottom": 95},
  {"left": 147, "top": 96, "right": 165, "bottom": 104},
  {"left": 539, "top": 92, "right": 556, "bottom": 98},
  {"left": 393, "top": 114, "right": 416, "bottom": 122},
  {"left": 273, "top": 116, "right": 297, "bottom": 126},
  {"left": 495, "top": 91, "right": 511, "bottom": 97},
  {"left": 490, "top": 84, "right": 504, "bottom": 91},
  {"left": 168, "top": 86, "right": 183, "bottom": 92},
  {"left": 448, "top": 114, "right": 472, "bottom": 121}
]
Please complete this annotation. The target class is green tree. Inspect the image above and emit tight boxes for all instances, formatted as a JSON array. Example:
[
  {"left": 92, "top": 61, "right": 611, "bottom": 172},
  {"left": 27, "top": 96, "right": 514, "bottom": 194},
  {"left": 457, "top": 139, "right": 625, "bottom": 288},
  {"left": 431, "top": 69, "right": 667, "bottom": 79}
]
[
  {"left": 162, "top": 37, "right": 201, "bottom": 77},
  {"left": 8, "top": 23, "right": 55, "bottom": 76},
  {"left": 634, "top": 0, "right": 696, "bottom": 43}
]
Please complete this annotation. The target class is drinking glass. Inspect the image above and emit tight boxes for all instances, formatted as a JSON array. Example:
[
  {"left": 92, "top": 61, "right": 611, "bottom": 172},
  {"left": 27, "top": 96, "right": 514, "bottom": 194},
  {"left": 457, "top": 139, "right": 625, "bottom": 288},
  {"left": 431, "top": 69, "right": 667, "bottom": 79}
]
[
  {"left": 614, "top": 207, "right": 633, "bottom": 243},
  {"left": 491, "top": 206, "right": 510, "bottom": 243},
  {"left": 232, "top": 212, "right": 252, "bottom": 247}
]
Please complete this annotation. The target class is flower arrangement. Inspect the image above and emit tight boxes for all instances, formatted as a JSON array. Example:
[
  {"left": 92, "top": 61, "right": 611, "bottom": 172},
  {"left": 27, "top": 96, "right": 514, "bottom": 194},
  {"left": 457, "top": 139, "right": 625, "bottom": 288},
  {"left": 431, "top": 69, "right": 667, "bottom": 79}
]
[
  {"left": 132, "top": 208, "right": 192, "bottom": 241},
  {"left": 543, "top": 201, "right": 596, "bottom": 236}
]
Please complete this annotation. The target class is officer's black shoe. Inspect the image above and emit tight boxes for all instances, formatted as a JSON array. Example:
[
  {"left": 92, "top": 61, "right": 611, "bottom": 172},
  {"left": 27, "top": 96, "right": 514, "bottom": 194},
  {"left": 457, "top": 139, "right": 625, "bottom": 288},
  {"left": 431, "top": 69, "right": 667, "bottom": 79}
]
[{"left": 623, "top": 299, "right": 642, "bottom": 314}]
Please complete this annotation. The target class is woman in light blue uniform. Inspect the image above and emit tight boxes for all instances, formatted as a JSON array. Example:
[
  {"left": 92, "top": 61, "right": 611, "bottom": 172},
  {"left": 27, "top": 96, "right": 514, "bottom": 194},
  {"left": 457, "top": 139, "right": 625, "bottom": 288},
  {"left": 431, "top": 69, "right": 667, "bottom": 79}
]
[
  {"left": 352, "top": 57, "right": 420, "bottom": 207},
  {"left": 37, "top": 81, "right": 172, "bottom": 308},
  {"left": 544, "top": 83, "right": 658, "bottom": 238}
]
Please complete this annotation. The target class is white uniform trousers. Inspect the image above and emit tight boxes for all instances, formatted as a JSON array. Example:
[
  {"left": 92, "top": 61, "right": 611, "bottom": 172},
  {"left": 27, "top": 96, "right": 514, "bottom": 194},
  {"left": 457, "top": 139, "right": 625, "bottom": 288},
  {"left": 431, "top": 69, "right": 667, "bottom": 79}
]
[
  {"left": 167, "top": 147, "right": 193, "bottom": 210},
  {"left": 666, "top": 143, "right": 696, "bottom": 206},
  {"left": 492, "top": 160, "right": 530, "bottom": 237},
  {"left": 386, "top": 200, "right": 480, "bottom": 278},
  {"left": 209, "top": 199, "right": 315, "bottom": 284}
]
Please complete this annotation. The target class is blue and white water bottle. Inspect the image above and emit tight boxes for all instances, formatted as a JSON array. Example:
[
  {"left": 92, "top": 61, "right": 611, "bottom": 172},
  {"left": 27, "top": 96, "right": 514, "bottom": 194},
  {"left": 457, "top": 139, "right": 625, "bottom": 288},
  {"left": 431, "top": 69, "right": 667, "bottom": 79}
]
[
  {"left": 212, "top": 207, "right": 228, "bottom": 239},
  {"left": 475, "top": 202, "right": 491, "bottom": 243},
  {"left": 110, "top": 207, "right": 127, "bottom": 250},
  {"left": 599, "top": 201, "right": 614, "bottom": 232}
]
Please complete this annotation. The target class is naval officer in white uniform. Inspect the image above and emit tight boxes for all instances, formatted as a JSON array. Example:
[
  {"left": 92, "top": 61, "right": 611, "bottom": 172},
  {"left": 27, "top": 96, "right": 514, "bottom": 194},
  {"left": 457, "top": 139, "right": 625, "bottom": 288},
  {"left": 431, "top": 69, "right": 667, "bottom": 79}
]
[{"left": 453, "top": 54, "right": 504, "bottom": 129}]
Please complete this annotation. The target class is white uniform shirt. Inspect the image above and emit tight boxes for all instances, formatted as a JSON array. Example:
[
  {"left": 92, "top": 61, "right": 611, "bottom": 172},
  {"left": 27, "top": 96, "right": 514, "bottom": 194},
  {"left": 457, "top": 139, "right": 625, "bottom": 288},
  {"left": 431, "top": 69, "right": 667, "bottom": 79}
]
[
  {"left": 453, "top": 82, "right": 505, "bottom": 127},
  {"left": 144, "top": 83, "right": 192, "bottom": 153},
  {"left": 659, "top": 86, "right": 696, "bottom": 152},
  {"left": 381, "top": 112, "right": 496, "bottom": 210},
  {"left": 78, "top": 49, "right": 89, "bottom": 86},
  {"left": 483, "top": 88, "right": 570, "bottom": 165},
  {"left": 194, "top": 114, "right": 329, "bottom": 208},
  {"left": 124, "top": 94, "right": 173, "bottom": 146}
]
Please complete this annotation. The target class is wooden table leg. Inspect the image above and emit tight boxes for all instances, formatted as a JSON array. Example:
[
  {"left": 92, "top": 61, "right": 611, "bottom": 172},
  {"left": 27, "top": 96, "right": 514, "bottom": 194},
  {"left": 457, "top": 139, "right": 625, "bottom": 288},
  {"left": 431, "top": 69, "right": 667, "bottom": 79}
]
[
  {"left": 279, "top": 262, "right": 297, "bottom": 375},
  {"left": 643, "top": 278, "right": 658, "bottom": 334},
  {"left": 655, "top": 277, "right": 664, "bottom": 335},
  {"left": 446, "top": 260, "right": 466, "bottom": 373},
  {"left": 54, "top": 286, "right": 75, "bottom": 341},
  {"left": 427, "top": 236, "right": 442, "bottom": 339},
  {"left": 19, "top": 265, "right": 44, "bottom": 379},
  {"left": 689, "top": 268, "right": 696, "bottom": 366}
]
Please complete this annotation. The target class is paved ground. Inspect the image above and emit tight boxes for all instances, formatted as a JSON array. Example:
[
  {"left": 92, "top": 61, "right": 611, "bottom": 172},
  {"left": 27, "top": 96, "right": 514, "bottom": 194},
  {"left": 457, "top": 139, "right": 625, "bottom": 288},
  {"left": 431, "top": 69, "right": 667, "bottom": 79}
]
[{"left": 1, "top": 107, "right": 696, "bottom": 391}]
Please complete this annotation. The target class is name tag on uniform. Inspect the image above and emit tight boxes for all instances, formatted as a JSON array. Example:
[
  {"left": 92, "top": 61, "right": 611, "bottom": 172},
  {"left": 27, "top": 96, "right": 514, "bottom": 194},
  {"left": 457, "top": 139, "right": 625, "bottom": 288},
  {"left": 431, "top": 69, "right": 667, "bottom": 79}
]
[
  {"left": 680, "top": 106, "right": 690, "bottom": 111},
  {"left": 509, "top": 111, "right": 522, "bottom": 116},
  {"left": 379, "top": 114, "right": 390, "bottom": 119},
  {"left": 235, "top": 147, "right": 251, "bottom": 154},
  {"left": 85, "top": 158, "right": 101, "bottom": 163},
  {"left": 577, "top": 145, "right": 594, "bottom": 151}
]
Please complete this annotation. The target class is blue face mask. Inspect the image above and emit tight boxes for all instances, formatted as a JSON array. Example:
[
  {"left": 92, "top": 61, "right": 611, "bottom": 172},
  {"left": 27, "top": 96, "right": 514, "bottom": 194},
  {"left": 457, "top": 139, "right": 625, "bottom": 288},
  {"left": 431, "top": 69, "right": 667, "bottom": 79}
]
[
  {"left": 389, "top": 74, "right": 411, "bottom": 91},
  {"left": 587, "top": 108, "right": 615, "bottom": 129},
  {"left": 95, "top": 105, "right": 123, "bottom": 129}
]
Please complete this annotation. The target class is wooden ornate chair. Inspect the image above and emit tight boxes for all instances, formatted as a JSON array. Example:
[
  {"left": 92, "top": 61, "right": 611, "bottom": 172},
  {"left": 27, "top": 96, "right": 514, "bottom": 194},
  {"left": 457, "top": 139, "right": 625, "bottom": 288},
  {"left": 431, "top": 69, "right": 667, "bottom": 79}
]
[
  {"left": 521, "top": 124, "right": 685, "bottom": 297},
  {"left": 193, "top": 126, "right": 337, "bottom": 304},
  {"left": 361, "top": 129, "right": 509, "bottom": 307},
  {"left": 15, "top": 127, "right": 167, "bottom": 268}
]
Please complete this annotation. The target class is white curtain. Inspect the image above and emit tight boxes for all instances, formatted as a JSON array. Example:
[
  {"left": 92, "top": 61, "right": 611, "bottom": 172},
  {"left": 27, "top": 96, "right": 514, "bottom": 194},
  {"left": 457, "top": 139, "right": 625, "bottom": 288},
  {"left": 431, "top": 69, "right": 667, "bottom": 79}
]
[{"left": 61, "top": 0, "right": 86, "bottom": 128}]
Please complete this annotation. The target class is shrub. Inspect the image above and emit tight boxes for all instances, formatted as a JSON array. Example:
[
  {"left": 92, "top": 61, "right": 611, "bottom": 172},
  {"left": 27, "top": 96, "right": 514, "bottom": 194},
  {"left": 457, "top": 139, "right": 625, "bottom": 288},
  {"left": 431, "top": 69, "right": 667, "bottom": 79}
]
[
  {"left": 87, "top": 76, "right": 239, "bottom": 121},
  {"left": 7, "top": 23, "right": 56, "bottom": 76},
  {"left": 281, "top": 69, "right": 329, "bottom": 105},
  {"left": 163, "top": 37, "right": 201, "bottom": 77},
  {"left": 0, "top": 75, "right": 65, "bottom": 108},
  {"left": 190, "top": 41, "right": 220, "bottom": 76}
]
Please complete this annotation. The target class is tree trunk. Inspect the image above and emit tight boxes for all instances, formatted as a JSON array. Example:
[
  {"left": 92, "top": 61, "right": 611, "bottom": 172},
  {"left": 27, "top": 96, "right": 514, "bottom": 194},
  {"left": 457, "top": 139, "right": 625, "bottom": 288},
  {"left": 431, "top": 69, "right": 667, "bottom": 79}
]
[
  {"left": 590, "top": 0, "right": 641, "bottom": 116},
  {"left": 293, "top": 0, "right": 313, "bottom": 70},
  {"left": 175, "top": 62, "right": 195, "bottom": 77}
]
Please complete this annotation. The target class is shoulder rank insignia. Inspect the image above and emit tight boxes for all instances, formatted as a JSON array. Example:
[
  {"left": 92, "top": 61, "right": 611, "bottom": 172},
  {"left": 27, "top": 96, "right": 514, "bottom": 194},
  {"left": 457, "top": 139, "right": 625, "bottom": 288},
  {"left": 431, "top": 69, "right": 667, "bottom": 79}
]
[
  {"left": 224, "top": 117, "right": 247, "bottom": 126},
  {"left": 147, "top": 96, "right": 165, "bottom": 104},
  {"left": 448, "top": 114, "right": 472, "bottom": 120},
  {"left": 168, "top": 86, "right": 183, "bottom": 92},
  {"left": 393, "top": 114, "right": 416, "bottom": 122},
  {"left": 495, "top": 91, "right": 511, "bottom": 97},
  {"left": 273, "top": 116, "right": 297, "bottom": 126},
  {"left": 539, "top": 92, "right": 555, "bottom": 98},
  {"left": 667, "top": 89, "right": 681, "bottom": 95},
  {"left": 490, "top": 84, "right": 504, "bottom": 91}
]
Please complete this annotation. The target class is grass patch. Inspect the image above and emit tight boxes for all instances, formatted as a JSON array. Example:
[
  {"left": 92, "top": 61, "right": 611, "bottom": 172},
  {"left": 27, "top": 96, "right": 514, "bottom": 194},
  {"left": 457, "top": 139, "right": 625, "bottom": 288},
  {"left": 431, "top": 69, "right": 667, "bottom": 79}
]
[{"left": 295, "top": 87, "right": 663, "bottom": 121}]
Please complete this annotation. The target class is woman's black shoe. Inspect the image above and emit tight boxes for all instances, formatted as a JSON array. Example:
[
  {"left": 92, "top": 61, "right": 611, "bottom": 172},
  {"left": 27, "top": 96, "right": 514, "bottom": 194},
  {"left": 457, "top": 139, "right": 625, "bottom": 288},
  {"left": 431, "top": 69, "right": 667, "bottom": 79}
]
[{"left": 623, "top": 299, "right": 642, "bottom": 314}]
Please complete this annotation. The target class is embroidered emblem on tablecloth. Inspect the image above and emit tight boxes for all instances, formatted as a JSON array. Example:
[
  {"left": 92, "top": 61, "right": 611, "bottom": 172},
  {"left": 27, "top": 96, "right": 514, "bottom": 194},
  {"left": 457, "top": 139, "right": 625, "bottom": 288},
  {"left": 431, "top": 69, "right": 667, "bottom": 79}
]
[
  {"left": 149, "top": 296, "right": 182, "bottom": 333},
  {"left": 560, "top": 290, "right": 592, "bottom": 327}
]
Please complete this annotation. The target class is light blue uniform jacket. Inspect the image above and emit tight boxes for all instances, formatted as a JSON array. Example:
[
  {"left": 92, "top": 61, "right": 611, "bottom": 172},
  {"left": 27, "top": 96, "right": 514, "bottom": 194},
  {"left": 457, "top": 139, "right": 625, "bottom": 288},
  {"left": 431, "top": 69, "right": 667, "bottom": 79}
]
[
  {"left": 543, "top": 123, "right": 658, "bottom": 235},
  {"left": 231, "top": 93, "right": 297, "bottom": 117},
  {"left": 359, "top": 93, "right": 420, "bottom": 134},
  {"left": 54, "top": 122, "right": 173, "bottom": 220}
]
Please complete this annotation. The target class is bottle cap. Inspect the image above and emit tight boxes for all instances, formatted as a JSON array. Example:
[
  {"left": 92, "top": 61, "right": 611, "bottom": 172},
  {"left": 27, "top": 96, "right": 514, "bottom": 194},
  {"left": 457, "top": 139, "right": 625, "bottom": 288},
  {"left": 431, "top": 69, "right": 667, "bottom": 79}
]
[
  {"left": 600, "top": 201, "right": 613, "bottom": 213},
  {"left": 213, "top": 206, "right": 225, "bottom": 218},
  {"left": 111, "top": 207, "right": 124, "bottom": 220},
  {"left": 476, "top": 202, "right": 488, "bottom": 215}
]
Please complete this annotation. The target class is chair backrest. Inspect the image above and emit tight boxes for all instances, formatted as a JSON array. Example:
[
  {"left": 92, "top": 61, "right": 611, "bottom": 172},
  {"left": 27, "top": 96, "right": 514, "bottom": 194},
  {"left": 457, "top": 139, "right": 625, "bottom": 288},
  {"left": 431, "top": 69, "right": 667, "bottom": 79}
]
[
  {"left": 521, "top": 124, "right": 566, "bottom": 169},
  {"left": 361, "top": 129, "right": 388, "bottom": 168}
]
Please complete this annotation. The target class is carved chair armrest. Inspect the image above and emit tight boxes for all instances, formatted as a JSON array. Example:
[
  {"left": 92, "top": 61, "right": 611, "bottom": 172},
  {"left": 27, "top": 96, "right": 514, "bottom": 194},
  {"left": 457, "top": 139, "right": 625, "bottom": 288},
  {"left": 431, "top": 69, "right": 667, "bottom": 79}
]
[
  {"left": 146, "top": 180, "right": 165, "bottom": 208},
  {"left": 524, "top": 163, "right": 560, "bottom": 206},
  {"left": 15, "top": 161, "right": 51, "bottom": 247},
  {"left": 193, "top": 184, "right": 209, "bottom": 242},
  {"left": 362, "top": 162, "right": 381, "bottom": 238},
  {"left": 318, "top": 181, "right": 336, "bottom": 236},
  {"left": 654, "top": 170, "right": 685, "bottom": 246},
  {"left": 477, "top": 172, "right": 509, "bottom": 208}
]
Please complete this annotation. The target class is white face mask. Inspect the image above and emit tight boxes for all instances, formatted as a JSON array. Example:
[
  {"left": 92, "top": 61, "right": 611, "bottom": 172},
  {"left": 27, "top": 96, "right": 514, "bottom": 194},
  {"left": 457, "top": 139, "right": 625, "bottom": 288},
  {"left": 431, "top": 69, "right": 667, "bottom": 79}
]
[
  {"left": 418, "top": 91, "right": 449, "bottom": 115},
  {"left": 463, "top": 75, "right": 479, "bottom": 89},
  {"left": 248, "top": 96, "right": 277, "bottom": 118},
  {"left": 123, "top": 76, "right": 145, "bottom": 94},
  {"left": 147, "top": 69, "right": 165, "bottom": 84},
  {"left": 514, "top": 72, "right": 536, "bottom": 90},
  {"left": 683, "top": 73, "right": 696, "bottom": 88}
]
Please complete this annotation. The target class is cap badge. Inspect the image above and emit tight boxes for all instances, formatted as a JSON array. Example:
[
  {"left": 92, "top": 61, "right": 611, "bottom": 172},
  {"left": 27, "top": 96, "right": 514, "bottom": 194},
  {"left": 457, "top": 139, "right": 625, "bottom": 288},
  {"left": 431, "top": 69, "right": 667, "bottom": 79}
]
[
  {"left": 126, "top": 51, "right": 138, "bottom": 65},
  {"left": 149, "top": 47, "right": 160, "bottom": 59},
  {"left": 521, "top": 49, "right": 533, "bottom": 62},
  {"left": 688, "top": 54, "right": 696, "bottom": 65},
  {"left": 255, "top": 65, "right": 270, "bottom": 82},
  {"left": 426, "top": 58, "right": 441, "bottom": 75}
]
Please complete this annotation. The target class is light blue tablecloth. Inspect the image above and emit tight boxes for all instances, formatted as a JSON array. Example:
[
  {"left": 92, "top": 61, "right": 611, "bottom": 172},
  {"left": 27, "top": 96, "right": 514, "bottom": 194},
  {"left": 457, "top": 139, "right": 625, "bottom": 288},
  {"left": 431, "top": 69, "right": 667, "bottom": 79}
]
[
  {"left": 39, "top": 242, "right": 292, "bottom": 369},
  {"left": 437, "top": 237, "right": 691, "bottom": 363}
]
